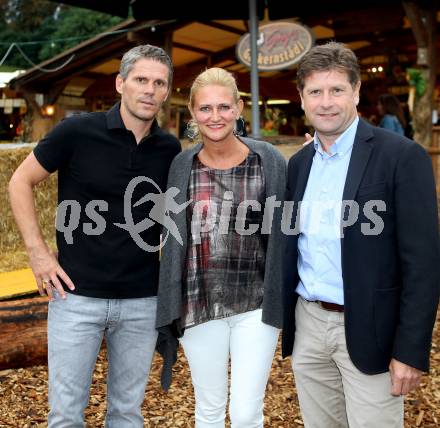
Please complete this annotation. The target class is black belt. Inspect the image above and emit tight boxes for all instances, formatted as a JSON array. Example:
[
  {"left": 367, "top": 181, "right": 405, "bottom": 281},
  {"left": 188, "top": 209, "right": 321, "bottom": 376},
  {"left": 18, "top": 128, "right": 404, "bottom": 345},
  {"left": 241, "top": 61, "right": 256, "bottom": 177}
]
[{"left": 315, "top": 300, "right": 344, "bottom": 312}]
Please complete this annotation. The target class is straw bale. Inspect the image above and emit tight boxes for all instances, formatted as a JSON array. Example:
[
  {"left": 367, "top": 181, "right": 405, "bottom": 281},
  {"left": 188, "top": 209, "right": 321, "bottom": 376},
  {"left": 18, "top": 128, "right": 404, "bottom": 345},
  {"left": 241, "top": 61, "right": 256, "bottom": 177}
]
[
  {"left": 0, "top": 250, "right": 29, "bottom": 273},
  {"left": 0, "top": 147, "right": 56, "bottom": 272}
]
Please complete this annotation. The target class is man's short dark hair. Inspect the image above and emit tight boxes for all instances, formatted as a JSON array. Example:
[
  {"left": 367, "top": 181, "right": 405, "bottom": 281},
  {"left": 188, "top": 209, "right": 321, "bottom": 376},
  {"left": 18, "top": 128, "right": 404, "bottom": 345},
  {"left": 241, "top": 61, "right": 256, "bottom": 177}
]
[
  {"left": 119, "top": 44, "right": 173, "bottom": 88},
  {"left": 296, "top": 42, "right": 360, "bottom": 92}
]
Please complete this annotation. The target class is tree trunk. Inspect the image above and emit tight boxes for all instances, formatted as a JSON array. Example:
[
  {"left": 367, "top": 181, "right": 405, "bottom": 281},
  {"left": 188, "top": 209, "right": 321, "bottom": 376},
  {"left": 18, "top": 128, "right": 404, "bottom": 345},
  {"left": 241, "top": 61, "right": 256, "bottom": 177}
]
[
  {"left": 0, "top": 297, "right": 48, "bottom": 369},
  {"left": 403, "top": 1, "right": 437, "bottom": 147},
  {"left": 413, "top": 69, "right": 433, "bottom": 147}
]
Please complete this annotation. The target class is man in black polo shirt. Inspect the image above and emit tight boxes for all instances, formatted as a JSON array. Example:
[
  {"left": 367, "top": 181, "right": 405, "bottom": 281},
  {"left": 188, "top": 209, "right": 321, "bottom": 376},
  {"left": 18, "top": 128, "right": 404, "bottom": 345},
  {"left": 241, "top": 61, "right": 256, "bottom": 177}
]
[{"left": 9, "top": 45, "right": 181, "bottom": 427}]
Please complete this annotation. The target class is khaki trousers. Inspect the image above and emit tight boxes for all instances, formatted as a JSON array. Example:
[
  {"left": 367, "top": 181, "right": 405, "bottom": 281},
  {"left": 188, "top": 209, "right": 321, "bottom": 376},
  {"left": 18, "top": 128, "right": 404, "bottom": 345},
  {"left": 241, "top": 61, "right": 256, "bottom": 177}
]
[{"left": 292, "top": 297, "right": 404, "bottom": 428}]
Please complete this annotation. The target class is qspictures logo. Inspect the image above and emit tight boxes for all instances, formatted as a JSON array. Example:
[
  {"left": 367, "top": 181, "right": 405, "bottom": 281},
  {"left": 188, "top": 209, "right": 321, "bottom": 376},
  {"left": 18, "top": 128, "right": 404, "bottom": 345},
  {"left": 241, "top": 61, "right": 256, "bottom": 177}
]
[{"left": 55, "top": 176, "right": 386, "bottom": 252}]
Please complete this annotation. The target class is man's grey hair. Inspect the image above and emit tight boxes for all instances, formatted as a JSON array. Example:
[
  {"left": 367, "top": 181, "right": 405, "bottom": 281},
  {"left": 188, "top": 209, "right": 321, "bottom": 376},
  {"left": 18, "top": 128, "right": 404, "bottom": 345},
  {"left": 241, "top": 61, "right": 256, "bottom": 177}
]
[{"left": 119, "top": 44, "right": 173, "bottom": 87}]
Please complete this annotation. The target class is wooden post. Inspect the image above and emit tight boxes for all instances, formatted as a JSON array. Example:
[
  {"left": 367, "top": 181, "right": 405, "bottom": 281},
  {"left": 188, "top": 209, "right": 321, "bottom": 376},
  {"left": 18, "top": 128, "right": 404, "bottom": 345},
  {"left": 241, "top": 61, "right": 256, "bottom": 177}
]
[
  {"left": 403, "top": 1, "right": 437, "bottom": 147},
  {"left": 0, "top": 297, "right": 48, "bottom": 369}
]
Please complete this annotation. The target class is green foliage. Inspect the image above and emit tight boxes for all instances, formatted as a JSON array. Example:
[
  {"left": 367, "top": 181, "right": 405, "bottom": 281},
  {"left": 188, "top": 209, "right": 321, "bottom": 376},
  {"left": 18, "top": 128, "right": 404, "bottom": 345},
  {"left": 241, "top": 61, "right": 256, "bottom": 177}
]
[
  {"left": 0, "top": 0, "right": 56, "bottom": 68},
  {"left": 406, "top": 68, "right": 427, "bottom": 98},
  {"left": 38, "top": 7, "right": 123, "bottom": 61},
  {"left": 5, "top": 0, "right": 57, "bottom": 32},
  {"left": 0, "top": 0, "right": 123, "bottom": 68}
]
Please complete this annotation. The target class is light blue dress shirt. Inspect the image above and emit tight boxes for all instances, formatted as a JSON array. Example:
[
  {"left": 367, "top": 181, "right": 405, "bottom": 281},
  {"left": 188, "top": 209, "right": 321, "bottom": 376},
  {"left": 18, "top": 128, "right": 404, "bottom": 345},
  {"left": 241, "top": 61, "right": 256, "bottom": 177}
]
[{"left": 296, "top": 117, "right": 359, "bottom": 305}]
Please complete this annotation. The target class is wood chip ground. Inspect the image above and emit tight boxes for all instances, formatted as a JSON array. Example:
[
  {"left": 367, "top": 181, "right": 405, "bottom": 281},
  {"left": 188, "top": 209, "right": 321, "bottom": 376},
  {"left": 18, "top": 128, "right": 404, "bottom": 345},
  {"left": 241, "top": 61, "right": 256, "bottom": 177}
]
[{"left": 0, "top": 311, "right": 439, "bottom": 427}]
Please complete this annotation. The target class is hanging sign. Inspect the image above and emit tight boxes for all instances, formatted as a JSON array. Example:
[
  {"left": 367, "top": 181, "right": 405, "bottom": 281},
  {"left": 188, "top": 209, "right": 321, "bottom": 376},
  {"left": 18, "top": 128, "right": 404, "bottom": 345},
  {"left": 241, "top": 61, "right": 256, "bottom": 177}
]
[{"left": 236, "top": 21, "right": 314, "bottom": 71}]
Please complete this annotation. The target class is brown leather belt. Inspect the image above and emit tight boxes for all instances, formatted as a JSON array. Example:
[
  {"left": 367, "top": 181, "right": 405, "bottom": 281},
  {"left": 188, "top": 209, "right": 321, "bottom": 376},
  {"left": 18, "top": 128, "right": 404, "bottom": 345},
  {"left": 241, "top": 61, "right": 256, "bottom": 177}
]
[{"left": 316, "top": 300, "right": 344, "bottom": 312}]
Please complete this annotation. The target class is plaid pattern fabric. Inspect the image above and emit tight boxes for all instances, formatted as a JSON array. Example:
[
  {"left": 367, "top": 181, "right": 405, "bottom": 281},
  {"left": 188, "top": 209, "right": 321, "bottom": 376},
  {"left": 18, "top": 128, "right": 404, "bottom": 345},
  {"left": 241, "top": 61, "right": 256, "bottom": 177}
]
[{"left": 182, "top": 152, "right": 267, "bottom": 328}]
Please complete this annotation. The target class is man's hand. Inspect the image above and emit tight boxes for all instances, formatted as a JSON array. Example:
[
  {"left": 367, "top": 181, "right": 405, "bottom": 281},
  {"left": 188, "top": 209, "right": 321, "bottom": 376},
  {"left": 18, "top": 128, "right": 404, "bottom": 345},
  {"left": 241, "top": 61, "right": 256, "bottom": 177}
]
[
  {"left": 303, "top": 132, "right": 314, "bottom": 146},
  {"left": 29, "top": 245, "right": 75, "bottom": 301},
  {"left": 389, "top": 358, "right": 423, "bottom": 396}
]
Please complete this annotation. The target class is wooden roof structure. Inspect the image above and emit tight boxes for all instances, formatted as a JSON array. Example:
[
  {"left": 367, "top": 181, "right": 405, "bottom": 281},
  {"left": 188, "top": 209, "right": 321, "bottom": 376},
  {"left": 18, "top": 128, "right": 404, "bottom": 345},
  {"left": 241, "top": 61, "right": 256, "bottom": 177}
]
[{"left": 9, "top": 2, "right": 440, "bottom": 109}]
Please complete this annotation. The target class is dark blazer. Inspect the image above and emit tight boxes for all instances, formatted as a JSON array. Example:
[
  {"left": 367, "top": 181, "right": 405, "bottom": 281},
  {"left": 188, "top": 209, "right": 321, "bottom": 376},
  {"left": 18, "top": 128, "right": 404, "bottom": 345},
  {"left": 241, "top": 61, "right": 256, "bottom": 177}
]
[{"left": 282, "top": 118, "right": 440, "bottom": 374}]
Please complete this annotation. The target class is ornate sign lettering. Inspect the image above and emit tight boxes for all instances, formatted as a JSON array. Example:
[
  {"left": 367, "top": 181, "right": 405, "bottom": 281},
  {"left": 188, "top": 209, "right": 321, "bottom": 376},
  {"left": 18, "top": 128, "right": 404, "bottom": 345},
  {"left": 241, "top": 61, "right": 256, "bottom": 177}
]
[{"left": 236, "top": 21, "right": 314, "bottom": 71}]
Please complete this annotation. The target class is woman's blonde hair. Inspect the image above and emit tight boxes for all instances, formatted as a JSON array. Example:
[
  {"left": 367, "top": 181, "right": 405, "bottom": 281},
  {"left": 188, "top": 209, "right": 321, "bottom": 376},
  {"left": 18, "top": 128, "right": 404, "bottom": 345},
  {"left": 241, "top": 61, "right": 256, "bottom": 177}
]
[{"left": 187, "top": 67, "right": 241, "bottom": 141}]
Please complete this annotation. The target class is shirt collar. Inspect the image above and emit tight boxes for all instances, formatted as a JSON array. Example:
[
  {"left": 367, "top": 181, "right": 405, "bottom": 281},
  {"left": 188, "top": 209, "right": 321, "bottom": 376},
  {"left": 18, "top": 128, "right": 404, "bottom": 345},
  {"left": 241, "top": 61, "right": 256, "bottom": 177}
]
[
  {"left": 105, "top": 101, "right": 162, "bottom": 137},
  {"left": 106, "top": 102, "right": 125, "bottom": 130},
  {"left": 314, "top": 115, "right": 359, "bottom": 157}
]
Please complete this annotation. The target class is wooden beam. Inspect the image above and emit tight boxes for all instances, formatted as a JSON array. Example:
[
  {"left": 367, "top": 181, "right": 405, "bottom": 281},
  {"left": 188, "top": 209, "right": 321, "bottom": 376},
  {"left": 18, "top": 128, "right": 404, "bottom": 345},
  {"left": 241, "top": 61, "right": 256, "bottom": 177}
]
[
  {"left": 173, "top": 42, "right": 215, "bottom": 56},
  {"left": 45, "top": 81, "right": 68, "bottom": 105},
  {"left": 175, "top": 46, "right": 237, "bottom": 70},
  {"left": 173, "top": 46, "right": 238, "bottom": 88},
  {"left": 198, "top": 20, "right": 245, "bottom": 36},
  {"left": 82, "top": 74, "right": 118, "bottom": 99},
  {"left": 353, "top": 33, "right": 417, "bottom": 58},
  {"left": 303, "top": 4, "right": 405, "bottom": 29},
  {"left": 0, "top": 297, "right": 48, "bottom": 370},
  {"left": 332, "top": 14, "right": 404, "bottom": 38}
]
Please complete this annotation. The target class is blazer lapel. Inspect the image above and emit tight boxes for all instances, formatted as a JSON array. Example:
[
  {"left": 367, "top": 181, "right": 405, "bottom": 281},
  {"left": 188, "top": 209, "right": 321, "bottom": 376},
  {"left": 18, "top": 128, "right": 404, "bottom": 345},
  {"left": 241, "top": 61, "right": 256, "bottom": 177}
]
[
  {"left": 293, "top": 143, "right": 315, "bottom": 202},
  {"left": 342, "top": 119, "right": 374, "bottom": 202}
]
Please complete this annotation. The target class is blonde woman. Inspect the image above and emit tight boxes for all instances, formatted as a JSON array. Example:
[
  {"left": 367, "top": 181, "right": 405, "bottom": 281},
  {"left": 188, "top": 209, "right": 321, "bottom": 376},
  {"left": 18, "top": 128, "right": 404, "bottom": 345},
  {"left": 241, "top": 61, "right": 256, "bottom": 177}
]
[{"left": 156, "top": 68, "right": 286, "bottom": 427}]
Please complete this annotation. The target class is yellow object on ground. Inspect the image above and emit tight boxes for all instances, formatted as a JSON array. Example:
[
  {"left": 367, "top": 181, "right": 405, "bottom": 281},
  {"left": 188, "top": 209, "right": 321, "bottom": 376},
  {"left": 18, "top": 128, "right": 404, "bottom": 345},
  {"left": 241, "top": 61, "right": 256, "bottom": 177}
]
[{"left": 0, "top": 268, "right": 38, "bottom": 300}]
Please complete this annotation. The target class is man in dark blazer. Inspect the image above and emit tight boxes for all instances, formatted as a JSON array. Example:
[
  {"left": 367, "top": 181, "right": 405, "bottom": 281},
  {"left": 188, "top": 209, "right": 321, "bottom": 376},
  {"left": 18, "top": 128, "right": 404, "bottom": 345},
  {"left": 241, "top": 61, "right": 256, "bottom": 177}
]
[{"left": 282, "top": 42, "right": 439, "bottom": 427}]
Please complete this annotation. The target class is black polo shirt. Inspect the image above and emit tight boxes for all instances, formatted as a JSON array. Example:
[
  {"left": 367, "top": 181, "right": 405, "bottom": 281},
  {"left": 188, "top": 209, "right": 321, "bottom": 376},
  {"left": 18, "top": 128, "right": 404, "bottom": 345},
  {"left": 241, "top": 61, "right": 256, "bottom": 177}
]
[{"left": 34, "top": 103, "right": 181, "bottom": 298}]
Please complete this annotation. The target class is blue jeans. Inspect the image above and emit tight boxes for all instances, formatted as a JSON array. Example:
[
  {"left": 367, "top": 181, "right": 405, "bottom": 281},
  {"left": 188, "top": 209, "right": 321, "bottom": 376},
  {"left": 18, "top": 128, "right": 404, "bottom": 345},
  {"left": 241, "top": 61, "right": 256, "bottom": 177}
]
[{"left": 47, "top": 293, "right": 158, "bottom": 428}]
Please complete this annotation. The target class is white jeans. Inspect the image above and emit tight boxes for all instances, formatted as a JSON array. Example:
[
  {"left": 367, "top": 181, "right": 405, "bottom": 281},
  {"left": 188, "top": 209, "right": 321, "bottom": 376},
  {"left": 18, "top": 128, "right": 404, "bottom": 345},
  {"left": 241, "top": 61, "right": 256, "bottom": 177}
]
[{"left": 180, "top": 309, "right": 279, "bottom": 428}]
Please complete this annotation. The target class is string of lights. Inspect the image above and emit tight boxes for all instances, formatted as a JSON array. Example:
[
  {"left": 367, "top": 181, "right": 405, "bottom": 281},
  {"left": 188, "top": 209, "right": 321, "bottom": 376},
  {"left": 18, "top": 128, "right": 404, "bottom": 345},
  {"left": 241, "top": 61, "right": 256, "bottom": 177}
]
[
  {"left": 0, "top": 27, "right": 130, "bottom": 46},
  {"left": 0, "top": 43, "right": 75, "bottom": 72},
  {"left": 0, "top": 19, "right": 175, "bottom": 73}
]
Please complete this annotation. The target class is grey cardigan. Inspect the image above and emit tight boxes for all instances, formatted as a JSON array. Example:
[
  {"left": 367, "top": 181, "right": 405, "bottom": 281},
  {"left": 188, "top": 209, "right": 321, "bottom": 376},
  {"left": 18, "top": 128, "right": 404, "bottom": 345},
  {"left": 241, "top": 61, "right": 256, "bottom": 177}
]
[{"left": 156, "top": 137, "right": 286, "bottom": 389}]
